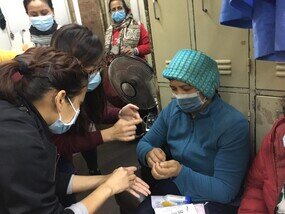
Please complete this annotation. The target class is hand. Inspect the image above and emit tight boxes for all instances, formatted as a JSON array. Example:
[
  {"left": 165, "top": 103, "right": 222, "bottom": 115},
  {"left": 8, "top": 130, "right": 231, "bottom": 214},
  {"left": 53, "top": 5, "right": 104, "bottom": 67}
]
[
  {"left": 109, "top": 118, "right": 142, "bottom": 142},
  {"left": 121, "top": 47, "right": 134, "bottom": 55},
  {"left": 103, "top": 167, "right": 136, "bottom": 195},
  {"left": 125, "top": 167, "right": 151, "bottom": 198},
  {"left": 119, "top": 104, "right": 141, "bottom": 121},
  {"left": 146, "top": 148, "right": 166, "bottom": 168},
  {"left": 151, "top": 160, "right": 182, "bottom": 180}
]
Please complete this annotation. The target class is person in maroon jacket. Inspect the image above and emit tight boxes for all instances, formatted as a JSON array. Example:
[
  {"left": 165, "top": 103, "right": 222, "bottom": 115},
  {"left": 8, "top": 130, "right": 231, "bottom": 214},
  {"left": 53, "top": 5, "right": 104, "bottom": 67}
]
[
  {"left": 50, "top": 24, "right": 142, "bottom": 179},
  {"left": 239, "top": 115, "right": 285, "bottom": 214}
]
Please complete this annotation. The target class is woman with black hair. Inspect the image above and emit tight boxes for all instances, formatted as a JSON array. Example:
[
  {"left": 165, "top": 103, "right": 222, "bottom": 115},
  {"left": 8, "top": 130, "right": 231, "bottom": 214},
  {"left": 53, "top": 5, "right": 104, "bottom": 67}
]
[
  {"left": 0, "top": 47, "right": 150, "bottom": 213},
  {"left": 50, "top": 24, "right": 143, "bottom": 178}
]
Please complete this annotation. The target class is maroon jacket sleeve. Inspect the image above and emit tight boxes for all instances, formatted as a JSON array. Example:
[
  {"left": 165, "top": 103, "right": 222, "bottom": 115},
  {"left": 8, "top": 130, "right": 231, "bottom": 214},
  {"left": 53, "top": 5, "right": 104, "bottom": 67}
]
[
  {"left": 52, "top": 128, "right": 104, "bottom": 159},
  {"left": 102, "top": 106, "right": 120, "bottom": 124},
  {"left": 137, "top": 24, "right": 151, "bottom": 57},
  {"left": 238, "top": 137, "right": 268, "bottom": 213}
]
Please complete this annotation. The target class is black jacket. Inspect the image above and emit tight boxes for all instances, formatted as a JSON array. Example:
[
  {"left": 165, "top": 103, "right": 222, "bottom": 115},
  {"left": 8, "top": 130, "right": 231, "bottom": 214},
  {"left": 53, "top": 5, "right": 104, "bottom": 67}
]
[{"left": 0, "top": 99, "right": 74, "bottom": 213}]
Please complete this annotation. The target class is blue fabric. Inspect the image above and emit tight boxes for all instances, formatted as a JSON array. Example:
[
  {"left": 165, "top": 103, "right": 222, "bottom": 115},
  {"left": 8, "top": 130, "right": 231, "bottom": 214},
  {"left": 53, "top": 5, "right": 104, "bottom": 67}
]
[
  {"left": 137, "top": 95, "right": 250, "bottom": 203},
  {"left": 220, "top": 0, "right": 252, "bottom": 28},
  {"left": 220, "top": 0, "right": 285, "bottom": 61},
  {"left": 230, "top": 0, "right": 253, "bottom": 17}
]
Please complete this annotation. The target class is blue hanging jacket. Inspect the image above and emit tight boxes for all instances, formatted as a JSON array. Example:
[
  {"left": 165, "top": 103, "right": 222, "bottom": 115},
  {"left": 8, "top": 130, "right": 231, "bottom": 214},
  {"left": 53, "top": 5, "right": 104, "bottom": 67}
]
[{"left": 220, "top": 0, "right": 285, "bottom": 61}]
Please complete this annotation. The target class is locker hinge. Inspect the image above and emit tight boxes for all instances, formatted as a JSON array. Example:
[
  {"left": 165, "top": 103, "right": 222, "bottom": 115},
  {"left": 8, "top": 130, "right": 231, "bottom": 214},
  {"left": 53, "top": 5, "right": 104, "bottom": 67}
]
[
  {"left": 247, "top": 58, "right": 252, "bottom": 73},
  {"left": 247, "top": 111, "right": 251, "bottom": 122}
]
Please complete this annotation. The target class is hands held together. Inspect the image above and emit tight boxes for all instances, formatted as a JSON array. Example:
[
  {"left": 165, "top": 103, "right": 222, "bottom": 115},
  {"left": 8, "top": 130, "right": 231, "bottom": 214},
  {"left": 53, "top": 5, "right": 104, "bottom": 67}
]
[{"left": 146, "top": 148, "right": 182, "bottom": 180}]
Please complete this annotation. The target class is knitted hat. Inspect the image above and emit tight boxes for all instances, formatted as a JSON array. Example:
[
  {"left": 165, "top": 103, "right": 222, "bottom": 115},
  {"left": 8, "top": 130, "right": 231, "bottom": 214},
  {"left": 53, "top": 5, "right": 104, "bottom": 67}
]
[{"left": 163, "top": 49, "right": 220, "bottom": 98}]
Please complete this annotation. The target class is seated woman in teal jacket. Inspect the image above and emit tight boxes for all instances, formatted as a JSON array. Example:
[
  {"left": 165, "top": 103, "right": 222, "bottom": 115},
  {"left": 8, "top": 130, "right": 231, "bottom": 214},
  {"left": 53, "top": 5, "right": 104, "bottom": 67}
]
[{"left": 136, "top": 49, "right": 250, "bottom": 214}]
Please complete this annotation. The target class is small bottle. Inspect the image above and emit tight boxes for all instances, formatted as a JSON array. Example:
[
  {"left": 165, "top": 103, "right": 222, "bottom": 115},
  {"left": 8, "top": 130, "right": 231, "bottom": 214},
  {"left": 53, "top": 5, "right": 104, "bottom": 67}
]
[{"left": 163, "top": 194, "right": 191, "bottom": 205}]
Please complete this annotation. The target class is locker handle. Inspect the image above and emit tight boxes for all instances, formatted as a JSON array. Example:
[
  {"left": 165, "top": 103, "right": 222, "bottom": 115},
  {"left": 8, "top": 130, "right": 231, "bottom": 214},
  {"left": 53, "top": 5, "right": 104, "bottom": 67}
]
[
  {"left": 153, "top": 0, "right": 160, "bottom": 20},
  {"left": 276, "top": 71, "right": 285, "bottom": 77},
  {"left": 202, "top": 0, "right": 208, "bottom": 13}
]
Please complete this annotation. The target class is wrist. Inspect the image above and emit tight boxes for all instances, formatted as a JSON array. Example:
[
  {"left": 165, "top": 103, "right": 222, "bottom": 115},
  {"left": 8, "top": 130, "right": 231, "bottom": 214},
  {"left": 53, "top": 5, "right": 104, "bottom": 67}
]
[
  {"left": 99, "top": 183, "right": 113, "bottom": 197},
  {"left": 101, "top": 128, "right": 114, "bottom": 142}
]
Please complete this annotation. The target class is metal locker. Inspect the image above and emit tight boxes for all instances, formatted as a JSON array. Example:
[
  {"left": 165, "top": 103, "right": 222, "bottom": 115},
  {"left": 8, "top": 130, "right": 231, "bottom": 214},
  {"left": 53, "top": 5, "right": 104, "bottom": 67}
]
[
  {"left": 192, "top": 0, "right": 249, "bottom": 88},
  {"left": 158, "top": 83, "right": 173, "bottom": 109},
  {"left": 219, "top": 92, "right": 250, "bottom": 119},
  {"left": 147, "top": 0, "right": 192, "bottom": 83},
  {"left": 256, "top": 61, "right": 285, "bottom": 91},
  {"left": 256, "top": 96, "right": 285, "bottom": 152}
]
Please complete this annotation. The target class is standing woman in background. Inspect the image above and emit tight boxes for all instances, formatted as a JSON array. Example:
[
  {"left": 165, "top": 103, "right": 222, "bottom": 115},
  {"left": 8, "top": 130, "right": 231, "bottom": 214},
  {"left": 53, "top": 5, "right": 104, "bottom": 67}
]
[
  {"left": 22, "top": 0, "right": 60, "bottom": 48},
  {"left": 104, "top": 0, "right": 151, "bottom": 108},
  {"left": 0, "top": 47, "right": 150, "bottom": 213}
]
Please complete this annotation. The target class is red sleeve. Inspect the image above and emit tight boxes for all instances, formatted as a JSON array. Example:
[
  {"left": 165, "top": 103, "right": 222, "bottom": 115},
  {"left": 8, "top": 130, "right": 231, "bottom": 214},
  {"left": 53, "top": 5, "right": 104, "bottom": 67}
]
[
  {"left": 137, "top": 24, "right": 151, "bottom": 57},
  {"left": 102, "top": 106, "right": 120, "bottom": 124},
  {"left": 238, "top": 135, "right": 269, "bottom": 213},
  {"left": 52, "top": 128, "right": 104, "bottom": 159}
]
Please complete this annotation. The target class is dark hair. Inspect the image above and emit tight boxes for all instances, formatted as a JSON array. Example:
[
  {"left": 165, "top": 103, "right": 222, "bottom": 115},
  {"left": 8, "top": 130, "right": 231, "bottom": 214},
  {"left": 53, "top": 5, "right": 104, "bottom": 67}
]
[
  {"left": 0, "top": 47, "right": 88, "bottom": 105},
  {"left": 51, "top": 24, "right": 103, "bottom": 67},
  {"left": 23, "top": 0, "right": 54, "bottom": 14},
  {"left": 51, "top": 24, "right": 106, "bottom": 133},
  {"left": 108, "top": 0, "right": 130, "bottom": 14}
]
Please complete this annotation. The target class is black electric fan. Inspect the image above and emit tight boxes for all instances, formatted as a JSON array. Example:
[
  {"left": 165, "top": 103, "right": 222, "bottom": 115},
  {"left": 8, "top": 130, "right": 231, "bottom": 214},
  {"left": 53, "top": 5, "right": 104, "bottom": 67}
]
[{"left": 108, "top": 55, "right": 158, "bottom": 110}]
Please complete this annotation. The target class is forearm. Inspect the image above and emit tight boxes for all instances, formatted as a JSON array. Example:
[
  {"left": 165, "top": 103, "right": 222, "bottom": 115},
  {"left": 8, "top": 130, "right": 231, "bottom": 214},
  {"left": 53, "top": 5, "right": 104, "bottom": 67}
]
[
  {"left": 72, "top": 174, "right": 110, "bottom": 194},
  {"left": 173, "top": 166, "right": 241, "bottom": 203},
  {"left": 80, "top": 184, "right": 113, "bottom": 213}
]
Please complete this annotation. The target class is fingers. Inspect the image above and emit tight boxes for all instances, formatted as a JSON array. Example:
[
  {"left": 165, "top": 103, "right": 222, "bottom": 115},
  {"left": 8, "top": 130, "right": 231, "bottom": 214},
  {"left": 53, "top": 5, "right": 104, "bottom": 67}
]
[
  {"left": 125, "top": 104, "right": 139, "bottom": 111},
  {"left": 132, "top": 178, "right": 151, "bottom": 195},
  {"left": 154, "top": 163, "right": 169, "bottom": 175},
  {"left": 146, "top": 157, "right": 155, "bottom": 168},
  {"left": 125, "top": 166, "right": 137, "bottom": 172},
  {"left": 127, "top": 188, "right": 140, "bottom": 198},
  {"left": 151, "top": 164, "right": 165, "bottom": 180},
  {"left": 153, "top": 148, "right": 166, "bottom": 162},
  {"left": 130, "top": 183, "right": 150, "bottom": 197},
  {"left": 148, "top": 149, "right": 166, "bottom": 164}
]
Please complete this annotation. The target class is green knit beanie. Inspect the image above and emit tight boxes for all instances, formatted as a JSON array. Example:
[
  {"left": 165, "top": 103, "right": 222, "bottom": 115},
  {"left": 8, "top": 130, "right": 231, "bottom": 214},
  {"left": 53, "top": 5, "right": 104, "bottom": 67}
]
[{"left": 163, "top": 49, "right": 220, "bottom": 98}]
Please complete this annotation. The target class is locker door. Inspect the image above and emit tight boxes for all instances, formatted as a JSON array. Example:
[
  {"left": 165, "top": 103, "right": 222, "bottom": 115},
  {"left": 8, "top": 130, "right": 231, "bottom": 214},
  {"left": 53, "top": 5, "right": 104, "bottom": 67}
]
[
  {"left": 148, "top": 0, "right": 192, "bottom": 83},
  {"left": 256, "top": 96, "right": 284, "bottom": 152},
  {"left": 256, "top": 61, "right": 285, "bottom": 91},
  {"left": 158, "top": 83, "right": 173, "bottom": 108},
  {"left": 192, "top": 0, "right": 249, "bottom": 88},
  {"left": 219, "top": 92, "right": 249, "bottom": 119}
]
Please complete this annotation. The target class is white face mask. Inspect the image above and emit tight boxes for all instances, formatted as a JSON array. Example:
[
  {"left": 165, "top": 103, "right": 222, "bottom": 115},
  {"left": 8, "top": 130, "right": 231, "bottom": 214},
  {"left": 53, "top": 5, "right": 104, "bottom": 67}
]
[
  {"left": 173, "top": 91, "right": 206, "bottom": 113},
  {"left": 49, "top": 97, "right": 80, "bottom": 134},
  {"left": 30, "top": 14, "right": 54, "bottom": 32}
]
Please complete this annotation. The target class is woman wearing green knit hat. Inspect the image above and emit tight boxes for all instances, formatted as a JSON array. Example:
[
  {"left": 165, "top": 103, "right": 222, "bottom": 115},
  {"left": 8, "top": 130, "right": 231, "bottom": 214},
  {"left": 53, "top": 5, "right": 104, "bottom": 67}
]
[{"left": 136, "top": 49, "right": 250, "bottom": 213}]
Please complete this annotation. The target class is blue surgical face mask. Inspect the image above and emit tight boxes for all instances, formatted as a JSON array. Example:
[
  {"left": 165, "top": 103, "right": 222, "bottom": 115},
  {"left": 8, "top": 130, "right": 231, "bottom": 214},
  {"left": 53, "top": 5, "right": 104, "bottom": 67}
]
[
  {"left": 174, "top": 91, "right": 206, "bottom": 113},
  {"left": 112, "top": 9, "right": 126, "bottom": 23},
  {"left": 30, "top": 14, "right": 54, "bottom": 32},
  {"left": 49, "top": 97, "right": 80, "bottom": 134},
  {"left": 88, "top": 72, "right": 101, "bottom": 92}
]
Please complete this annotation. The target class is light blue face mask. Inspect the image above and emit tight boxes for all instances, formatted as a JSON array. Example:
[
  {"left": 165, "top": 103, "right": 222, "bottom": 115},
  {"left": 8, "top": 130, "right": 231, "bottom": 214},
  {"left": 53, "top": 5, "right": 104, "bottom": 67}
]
[
  {"left": 112, "top": 9, "right": 126, "bottom": 23},
  {"left": 49, "top": 97, "right": 80, "bottom": 134},
  {"left": 30, "top": 14, "right": 54, "bottom": 32},
  {"left": 174, "top": 91, "right": 206, "bottom": 113},
  {"left": 88, "top": 72, "right": 101, "bottom": 92}
]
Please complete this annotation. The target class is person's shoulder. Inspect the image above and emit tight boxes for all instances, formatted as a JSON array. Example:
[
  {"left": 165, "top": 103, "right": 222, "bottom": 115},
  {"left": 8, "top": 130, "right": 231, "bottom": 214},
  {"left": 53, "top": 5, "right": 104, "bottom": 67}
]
[
  {"left": 217, "top": 97, "right": 246, "bottom": 120},
  {"left": 0, "top": 100, "right": 39, "bottom": 135}
]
